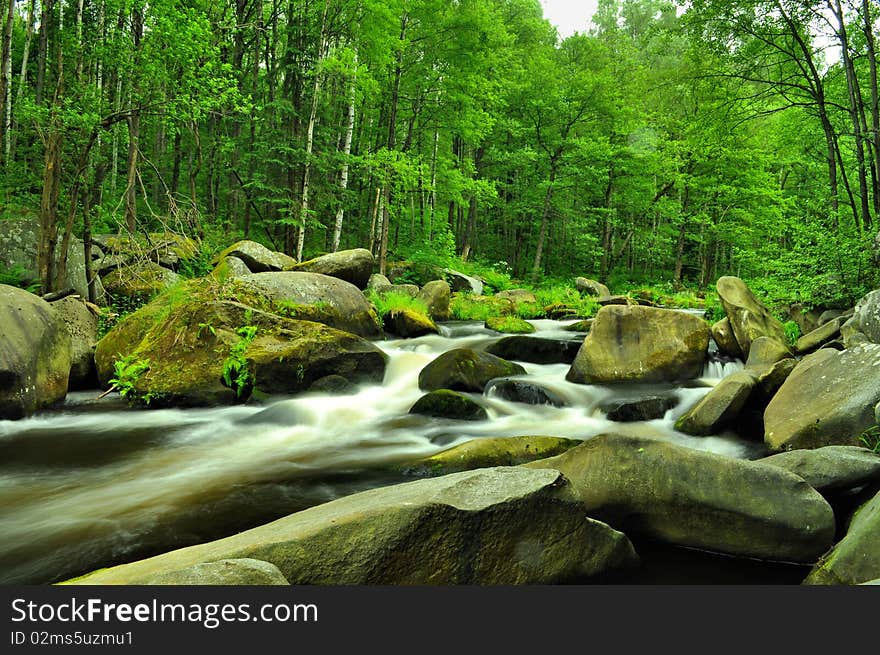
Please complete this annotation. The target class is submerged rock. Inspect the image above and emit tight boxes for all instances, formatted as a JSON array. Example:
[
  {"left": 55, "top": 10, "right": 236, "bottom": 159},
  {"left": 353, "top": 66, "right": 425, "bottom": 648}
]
[
  {"left": 409, "top": 389, "right": 488, "bottom": 421},
  {"left": 603, "top": 396, "right": 677, "bottom": 422},
  {"left": 64, "top": 467, "right": 638, "bottom": 585},
  {"left": 419, "top": 348, "right": 526, "bottom": 393}
]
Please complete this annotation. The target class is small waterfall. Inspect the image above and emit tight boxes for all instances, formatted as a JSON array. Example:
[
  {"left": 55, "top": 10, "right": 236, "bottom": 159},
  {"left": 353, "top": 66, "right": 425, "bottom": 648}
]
[{"left": 700, "top": 358, "right": 745, "bottom": 382}]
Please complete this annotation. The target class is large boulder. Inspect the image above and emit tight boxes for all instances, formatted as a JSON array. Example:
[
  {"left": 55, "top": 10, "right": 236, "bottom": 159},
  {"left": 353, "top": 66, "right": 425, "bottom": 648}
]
[
  {"left": 418, "top": 348, "right": 526, "bottom": 393},
  {"left": 238, "top": 271, "right": 382, "bottom": 338},
  {"left": 102, "top": 262, "right": 180, "bottom": 303},
  {"left": 0, "top": 285, "right": 72, "bottom": 419},
  {"left": 212, "top": 240, "right": 297, "bottom": 273},
  {"left": 804, "top": 488, "right": 880, "bottom": 585},
  {"left": 383, "top": 308, "right": 438, "bottom": 338},
  {"left": 141, "top": 558, "right": 289, "bottom": 585},
  {"left": 575, "top": 277, "right": 610, "bottom": 297},
  {"left": 795, "top": 316, "right": 846, "bottom": 355},
  {"left": 710, "top": 317, "right": 744, "bottom": 360},
  {"left": 94, "top": 279, "right": 387, "bottom": 407},
  {"left": 52, "top": 296, "right": 99, "bottom": 390},
  {"left": 400, "top": 436, "right": 581, "bottom": 477},
  {"left": 286, "top": 248, "right": 374, "bottom": 289},
  {"left": 416, "top": 280, "right": 451, "bottom": 321},
  {"left": 716, "top": 276, "right": 789, "bottom": 358},
  {"left": 675, "top": 371, "right": 758, "bottom": 436},
  {"left": 486, "top": 335, "right": 581, "bottom": 365},
  {"left": 526, "top": 433, "right": 835, "bottom": 563},
  {"left": 764, "top": 346, "right": 880, "bottom": 452},
  {"left": 444, "top": 268, "right": 483, "bottom": 295},
  {"left": 65, "top": 467, "right": 638, "bottom": 585},
  {"left": 409, "top": 390, "right": 488, "bottom": 421},
  {"left": 565, "top": 305, "right": 709, "bottom": 384},
  {"left": 212, "top": 256, "right": 252, "bottom": 278},
  {"left": 758, "top": 446, "right": 880, "bottom": 495},
  {"left": 841, "top": 289, "right": 880, "bottom": 347}
]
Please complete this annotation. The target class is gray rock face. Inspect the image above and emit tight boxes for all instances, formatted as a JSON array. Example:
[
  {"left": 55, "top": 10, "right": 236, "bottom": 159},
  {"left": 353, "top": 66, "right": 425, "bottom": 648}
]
[
  {"left": 239, "top": 271, "right": 382, "bottom": 338},
  {"left": 795, "top": 316, "right": 846, "bottom": 355},
  {"left": 575, "top": 277, "right": 610, "bottom": 297},
  {"left": 416, "top": 280, "right": 451, "bottom": 321},
  {"left": 419, "top": 348, "right": 526, "bottom": 393},
  {"left": 52, "top": 296, "right": 99, "bottom": 390},
  {"left": 675, "top": 371, "right": 758, "bottom": 436},
  {"left": 764, "top": 345, "right": 880, "bottom": 452},
  {"left": 0, "top": 285, "right": 72, "bottom": 419},
  {"left": 486, "top": 379, "right": 566, "bottom": 407},
  {"left": 566, "top": 305, "right": 709, "bottom": 384},
  {"left": 759, "top": 446, "right": 880, "bottom": 494},
  {"left": 602, "top": 396, "right": 677, "bottom": 422},
  {"left": 805, "top": 487, "right": 880, "bottom": 585},
  {"left": 66, "top": 467, "right": 639, "bottom": 585},
  {"left": 141, "top": 558, "right": 289, "bottom": 585},
  {"left": 841, "top": 289, "right": 880, "bottom": 347},
  {"left": 213, "top": 240, "right": 297, "bottom": 273},
  {"left": 716, "top": 275, "right": 789, "bottom": 358},
  {"left": 711, "top": 317, "right": 744, "bottom": 360},
  {"left": 486, "top": 336, "right": 581, "bottom": 365},
  {"left": 526, "top": 433, "right": 835, "bottom": 563},
  {"left": 444, "top": 269, "right": 483, "bottom": 295},
  {"left": 213, "top": 256, "right": 252, "bottom": 278},
  {"left": 287, "top": 248, "right": 374, "bottom": 289}
]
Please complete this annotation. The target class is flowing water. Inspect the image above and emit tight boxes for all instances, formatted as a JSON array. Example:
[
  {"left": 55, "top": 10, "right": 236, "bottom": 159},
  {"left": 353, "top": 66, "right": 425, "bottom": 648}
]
[{"left": 0, "top": 319, "right": 765, "bottom": 585}]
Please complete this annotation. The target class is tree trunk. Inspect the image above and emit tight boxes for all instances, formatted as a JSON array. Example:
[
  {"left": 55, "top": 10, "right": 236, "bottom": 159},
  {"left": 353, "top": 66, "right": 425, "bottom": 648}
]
[
  {"left": 531, "top": 166, "right": 557, "bottom": 279},
  {"left": 38, "top": 129, "right": 63, "bottom": 294},
  {"left": 10, "top": 0, "right": 36, "bottom": 159},
  {"left": 331, "top": 48, "right": 357, "bottom": 253},
  {"left": 862, "top": 0, "right": 880, "bottom": 217},
  {"left": 1, "top": 0, "right": 15, "bottom": 164},
  {"left": 35, "top": 0, "right": 54, "bottom": 106},
  {"left": 124, "top": 6, "right": 144, "bottom": 234}
]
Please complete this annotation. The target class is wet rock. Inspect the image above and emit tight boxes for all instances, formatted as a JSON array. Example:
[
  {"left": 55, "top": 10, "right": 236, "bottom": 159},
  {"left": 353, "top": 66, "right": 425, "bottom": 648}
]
[
  {"left": 485, "top": 335, "right": 582, "bottom": 365},
  {"left": 384, "top": 308, "right": 438, "bottom": 338},
  {"left": 485, "top": 316, "right": 535, "bottom": 334},
  {"left": 419, "top": 348, "right": 526, "bottom": 393},
  {"left": 603, "top": 396, "right": 677, "bottom": 422},
  {"left": 711, "top": 317, "right": 744, "bottom": 360},
  {"left": 409, "top": 389, "right": 488, "bottom": 421},
  {"left": 675, "top": 371, "right": 757, "bottom": 436},
  {"left": 486, "top": 379, "right": 566, "bottom": 407}
]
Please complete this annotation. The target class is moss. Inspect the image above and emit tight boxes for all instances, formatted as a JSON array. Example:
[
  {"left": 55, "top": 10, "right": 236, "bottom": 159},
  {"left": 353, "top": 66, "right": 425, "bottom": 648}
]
[
  {"left": 409, "top": 389, "right": 488, "bottom": 421},
  {"left": 486, "top": 316, "right": 536, "bottom": 334}
]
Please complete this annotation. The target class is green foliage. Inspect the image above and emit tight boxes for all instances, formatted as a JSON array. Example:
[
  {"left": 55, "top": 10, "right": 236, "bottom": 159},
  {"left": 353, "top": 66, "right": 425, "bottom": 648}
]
[
  {"left": 486, "top": 315, "right": 535, "bottom": 334},
  {"left": 221, "top": 324, "right": 258, "bottom": 399},
  {"left": 860, "top": 426, "right": 880, "bottom": 454},
  {"left": 0, "top": 264, "right": 40, "bottom": 294},
  {"left": 367, "top": 290, "right": 431, "bottom": 329},
  {"left": 450, "top": 294, "right": 506, "bottom": 321},
  {"left": 109, "top": 355, "right": 151, "bottom": 400},
  {"left": 782, "top": 321, "right": 801, "bottom": 346}
]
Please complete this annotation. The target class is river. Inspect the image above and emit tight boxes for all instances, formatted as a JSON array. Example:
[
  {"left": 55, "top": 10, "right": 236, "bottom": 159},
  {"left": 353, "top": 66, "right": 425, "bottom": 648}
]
[{"left": 0, "top": 318, "right": 784, "bottom": 585}]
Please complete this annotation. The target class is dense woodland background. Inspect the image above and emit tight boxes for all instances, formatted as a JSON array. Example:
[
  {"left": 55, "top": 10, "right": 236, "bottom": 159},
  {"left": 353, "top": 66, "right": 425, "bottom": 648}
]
[{"left": 0, "top": 0, "right": 879, "bottom": 311}]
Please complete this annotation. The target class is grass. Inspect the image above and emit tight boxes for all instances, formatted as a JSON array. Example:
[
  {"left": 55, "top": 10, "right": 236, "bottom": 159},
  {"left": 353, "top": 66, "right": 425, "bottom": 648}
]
[
  {"left": 860, "top": 426, "right": 880, "bottom": 453},
  {"left": 109, "top": 355, "right": 151, "bottom": 399},
  {"left": 367, "top": 289, "right": 432, "bottom": 330},
  {"left": 486, "top": 316, "right": 535, "bottom": 334}
]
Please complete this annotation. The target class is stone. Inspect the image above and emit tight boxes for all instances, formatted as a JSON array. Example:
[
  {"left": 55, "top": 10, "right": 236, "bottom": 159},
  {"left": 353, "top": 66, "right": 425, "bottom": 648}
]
[
  {"left": 409, "top": 390, "right": 488, "bottom": 421},
  {"left": 804, "top": 487, "right": 880, "bottom": 585},
  {"left": 238, "top": 271, "right": 382, "bottom": 338},
  {"left": 526, "top": 433, "right": 835, "bottom": 563},
  {"left": 444, "top": 269, "right": 483, "bottom": 295},
  {"left": 485, "top": 336, "right": 581, "bottom": 365},
  {"left": 418, "top": 348, "right": 526, "bottom": 393},
  {"left": 372, "top": 283, "right": 420, "bottom": 298},
  {"left": 841, "top": 289, "right": 880, "bottom": 347},
  {"left": 759, "top": 446, "right": 880, "bottom": 495},
  {"left": 485, "top": 316, "right": 535, "bottom": 334},
  {"left": 744, "top": 336, "right": 792, "bottom": 374},
  {"left": 565, "top": 305, "right": 710, "bottom": 385},
  {"left": 286, "top": 248, "right": 374, "bottom": 289},
  {"left": 400, "top": 436, "right": 581, "bottom": 477},
  {"left": 416, "top": 280, "right": 452, "bottom": 321},
  {"left": 384, "top": 308, "right": 439, "bottom": 338},
  {"left": 564, "top": 320, "right": 593, "bottom": 333},
  {"left": 52, "top": 296, "right": 99, "bottom": 390},
  {"left": 65, "top": 467, "right": 639, "bottom": 585},
  {"left": 597, "top": 295, "right": 637, "bottom": 307},
  {"left": 212, "top": 256, "right": 252, "bottom": 278},
  {"left": 603, "top": 396, "right": 677, "bottom": 422},
  {"left": 794, "top": 316, "right": 846, "bottom": 355},
  {"left": 675, "top": 371, "right": 757, "bottom": 436},
  {"left": 486, "top": 379, "right": 566, "bottom": 407},
  {"left": 764, "top": 345, "right": 880, "bottom": 452},
  {"left": 102, "top": 262, "right": 180, "bottom": 303},
  {"left": 495, "top": 289, "right": 538, "bottom": 304},
  {"left": 308, "top": 375, "right": 356, "bottom": 395},
  {"left": 716, "top": 275, "right": 789, "bottom": 358},
  {"left": 141, "top": 558, "right": 289, "bottom": 585},
  {"left": 711, "top": 317, "right": 744, "bottom": 360},
  {"left": 0, "top": 284, "right": 72, "bottom": 419},
  {"left": 366, "top": 274, "right": 392, "bottom": 290},
  {"left": 575, "top": 277, "right": 610, "bottom": 297},
  {"left": 212, "top": 240, "right": 297, "bottom": 273}
]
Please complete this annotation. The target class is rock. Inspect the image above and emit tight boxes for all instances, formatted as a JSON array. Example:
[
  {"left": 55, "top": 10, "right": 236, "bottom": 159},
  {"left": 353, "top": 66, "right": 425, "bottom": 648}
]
[
  {"left": 444, "top": 268, "right": 483, "bottom": 295},
  {"left": 744, "top": 336, "right": 791, "bottom": 374},
  {"left": 566, "top": 305, "right": 709, "bottom": 385},
  {"left": 94, "top": 253, "right": 131, "bottom": 276},
  {"left": 238, "top": 271, "right": 382, "bottom": 338},
  {"left": 764, "top": 345, "right": 880, "bottom": 452},
  {"left": 367, "top": 274, "right": 391, "bottom": 290},
  {"left": 804, "top": 487, "right": 880, "bottom": 585},
  {"left": 758, "top": 446, "right": 880, "bottom": 495},
  {"left": 564, "top": 320, "right": 593, "bottom": 333},
  {"left": 754, "top": 358, "right": 797, "bottom": 402},
  {"left": 818, "top": 308, "right": 849, "bottom": 326},
  {"left": 212, "top": 256, "right": 252, "bottom": 278},
  {"left": 308, "top": 375, "right": 356, "bottom": 395},
  {"left": 409, "top": 390, "right": 488, "bottom": 421},
  {"left": 542, "top": 303, "right": 579, "bottom": 319},
  {"left": 495, "top": 289, "right": 537, "bottom": 304},
  {"left": 102, "top": 263, "right": 180, "bottom": 303},
  {"left": 794, "top": 316, "right": 846, "bottom": 355},
  {"left": 286, "top": 248, "right": 374, "bottom": 289},
  {"left": 876, "top": 400, "right": 880, "bottom": 425},
  {"left": 419, "top": 348, "right": 526, "bottom": 393},
  {"left": 145, "top": 232, "right": 200, "bottom": 270},
  {"left": 141, "top": 558, "right": 289, "bottom": 585},
  {"left": 400, "top": 436, "right": 581, "bottom": 477},
  {"left": 486, "top": 379, "right": 566, "bottom": 407},
  {"left": 597, "top": 295, "right": 637, "bottom": 307},
  {"left": 0, "top": 285, "right": 72, "bottom": 419},
  {"left": 674, "top": 371, "right": 757, "bottom": 436},
  {"left": 841, "top": 289, "right": 880, "bottom": 347},
  {"left": 575, "top": 277, "right": 610, "bottom": 297},
  {"left": 94, "top": 279, "right": 387, "bottom": 407},
  {"left": 416, "top": 280, "right": 451, "bottom": 321},
  {"left": 485, "top": 335, "right": 581, "bottom": 365},
  {"left": 52, "top": 296, "right": 99, "bottom": 390},
  {"left": 65, "top": 467, "right": 638, "bottom": 585},
  {"left": 384, "top": 308, "right": 438, "bottom": 338},
  {"left": 526, "top": 433, "right": 835, "bottom": 563},
  {"left": 716, "top": 275, "right": 789, "bottom": 358},
  {"left": 374, "top": 283, "right": 420, "bottom": 298},
  {"left": 602, "top": 396, "right": 677, "bottom": 422},
  {"left": 710, "top": 317, "right": 744, "bottom": 360},
  {"left": 212, "top": 240, "right": 297, "bottom": 273},
  {"left": 485, "top": 316, "right": 535, "bottom": 334},
  {"left": 785, "top": 303, "right": 821, "bottom": 335}
]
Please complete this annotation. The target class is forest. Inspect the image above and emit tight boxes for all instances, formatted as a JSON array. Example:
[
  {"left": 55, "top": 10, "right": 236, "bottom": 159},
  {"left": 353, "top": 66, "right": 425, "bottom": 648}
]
[{"left": 0, "top": 0, "right": 879, "bottom": 312}]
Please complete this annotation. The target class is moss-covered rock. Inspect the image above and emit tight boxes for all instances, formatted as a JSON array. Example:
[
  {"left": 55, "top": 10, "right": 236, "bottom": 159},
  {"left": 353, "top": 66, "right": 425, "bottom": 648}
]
[
  {"left": 416, "top": 280, "right": 451, "bottom": 321},
  {"left": 212, "top": 240, "right": 297, "bottom": 273},
  {"left": 418, "top": 348, "right": 526, "bottom": 392},
  {"left": 401, "top": 436, "right": 581, "bottom": 476},
  {"left": 409, "top": 389, "right": 488, "bottom": 421},
  {"left": 0, "top": 285, "right": 72, "bottom": 419},
  {"left": 566, "top": 305, "right": 709, "bottom": 385},
  {"left": 384, "top": 308, "right": 438, "bottom": 338},
  {"left": 102, "top": 262, "right": 180, "bottom": 303},
  {"left": 485, "top": 316, "right": 535, "bottom": 334},
  {"left": 285, "top": 248, "right": 374, "bottom": 289},
  {"left": 212, "top": 256, "right": 252, "bottom": 278},
  {"left": 525, "top": 433, "right": 835, "bottom": 563},
  {"left": 575, "top": 278, "right": 610, "bottom": 297},
  {"left": 495, "top": 289, "right": 537, "bottom": 304},
  {"left": 64, "top": 467, "right": 638, "bottom": 585},
  {"left": 141, "top": 558, "right": 289, "bottom": 585},
  {"left": 716, "top": 275, "right": 789, "bottom": 358}
]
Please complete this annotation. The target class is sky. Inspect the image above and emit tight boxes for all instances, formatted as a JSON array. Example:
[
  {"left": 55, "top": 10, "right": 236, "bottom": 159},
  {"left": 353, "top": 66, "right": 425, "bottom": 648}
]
[{"left": 539, "top": 0, "right": 600, "bottom": 39}]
